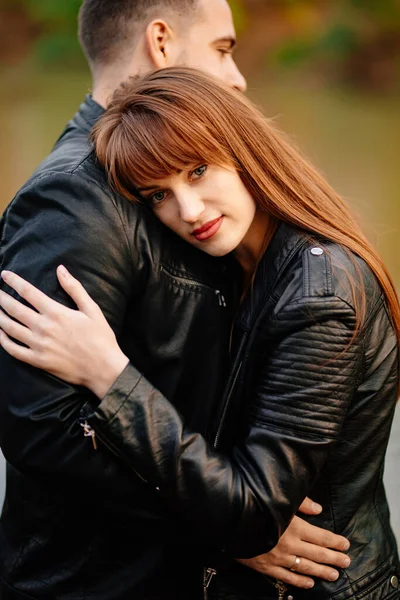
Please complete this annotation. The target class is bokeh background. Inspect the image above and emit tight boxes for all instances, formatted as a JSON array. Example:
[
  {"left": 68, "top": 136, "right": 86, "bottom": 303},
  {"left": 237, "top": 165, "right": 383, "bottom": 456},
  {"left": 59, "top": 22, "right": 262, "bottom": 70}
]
[{"left": 0, "top": 0, "right": 399, "bottom": 540}]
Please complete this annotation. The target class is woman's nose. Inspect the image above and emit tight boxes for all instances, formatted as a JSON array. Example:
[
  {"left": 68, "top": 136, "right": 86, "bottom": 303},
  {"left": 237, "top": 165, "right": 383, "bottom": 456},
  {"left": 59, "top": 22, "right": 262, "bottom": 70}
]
[{"left": 177, "top": 193, "right": 205, "bottom": 224}]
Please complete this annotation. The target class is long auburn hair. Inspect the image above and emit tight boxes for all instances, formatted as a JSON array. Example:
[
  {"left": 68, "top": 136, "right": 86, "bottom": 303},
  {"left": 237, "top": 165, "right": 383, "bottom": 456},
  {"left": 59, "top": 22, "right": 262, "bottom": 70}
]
[{"left": 91, "top": 66, "right": 400, "bottom": 351}]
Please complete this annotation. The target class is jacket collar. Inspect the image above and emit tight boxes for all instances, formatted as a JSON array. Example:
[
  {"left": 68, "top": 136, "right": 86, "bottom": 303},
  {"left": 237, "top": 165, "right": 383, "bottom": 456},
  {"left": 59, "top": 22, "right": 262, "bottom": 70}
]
[
  {"left": 72, "top": 95, "right": 105, "bottom": 133},
  {"left": 238, "top": 222, "right": 309, "bottom": 330},
  {"left": 258, "top": 222, "right": 308, "bottom": 288}
]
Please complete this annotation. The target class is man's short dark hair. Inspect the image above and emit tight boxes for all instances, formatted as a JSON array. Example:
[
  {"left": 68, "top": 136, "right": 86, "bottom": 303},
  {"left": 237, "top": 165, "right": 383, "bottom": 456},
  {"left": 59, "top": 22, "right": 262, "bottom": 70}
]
[{"left": 78, "top": 0, "right": 199, "bottom": 68}]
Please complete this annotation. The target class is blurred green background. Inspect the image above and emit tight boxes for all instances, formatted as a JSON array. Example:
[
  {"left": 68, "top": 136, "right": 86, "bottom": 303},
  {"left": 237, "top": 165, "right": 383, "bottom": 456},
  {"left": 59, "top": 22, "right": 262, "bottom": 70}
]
[{"left": 0, "top": 0, "right": 399, "bottom": 532}]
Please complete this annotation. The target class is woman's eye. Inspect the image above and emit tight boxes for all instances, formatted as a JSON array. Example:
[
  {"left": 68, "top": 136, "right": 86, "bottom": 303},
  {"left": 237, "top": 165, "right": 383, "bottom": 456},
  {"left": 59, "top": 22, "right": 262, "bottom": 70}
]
[
  {"left": 150, "top": 191, "right": 166, "bottom": 205},
  {"left": 191, "top": 165, "right": 207, "bottom": 179}
]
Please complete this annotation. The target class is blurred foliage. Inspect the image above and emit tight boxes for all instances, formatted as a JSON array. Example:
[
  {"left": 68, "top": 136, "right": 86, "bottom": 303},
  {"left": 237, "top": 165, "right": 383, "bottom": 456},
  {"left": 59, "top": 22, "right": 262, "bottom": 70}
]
[
  {"left": 1, "top": 0, "right": 84, "bottom": 64},
  {"left": 23, "top": 0, "right": 82, "bottom": 63},
  {"left": 229, "top": 0, "right": 249, "bottom": 34},
  {"left": 260, "top": 0, "right": 400, "bottom": 88},
  {"left": 1, "top": 0, "right": 400, "bottom": 89},
  {"left": 272, "top": 0, "right": 400, "bottom": 59}
]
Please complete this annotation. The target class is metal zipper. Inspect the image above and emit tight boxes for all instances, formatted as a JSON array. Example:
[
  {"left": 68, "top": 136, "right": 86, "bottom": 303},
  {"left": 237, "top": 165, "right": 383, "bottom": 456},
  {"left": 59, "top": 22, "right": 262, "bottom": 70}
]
[
  {"left": 215, "top": 290, "right": 226, "bottom": 307},
  {"left": 213, "top": 360, "right": 243, "bottom": 449},
  {"left": 160, "top": 265, "right": 226, "bottom": 307},
  {"left": 275, "top": 580, "right": 288, "bottom": 600},
  {"left": 80, "top": 419, "right": 149, "bottom": 485},
  {"left": 201, "top": 569, "right": 291, "bottom": 600},
  {"left": 213, "top": 236, "right": 311, "bottom": 449},
  {"left": 80, "top": 420, "right": 98, "bottom": 450},
  {"left": 203, "top": 567, "right": 217, "bottom": 600}
]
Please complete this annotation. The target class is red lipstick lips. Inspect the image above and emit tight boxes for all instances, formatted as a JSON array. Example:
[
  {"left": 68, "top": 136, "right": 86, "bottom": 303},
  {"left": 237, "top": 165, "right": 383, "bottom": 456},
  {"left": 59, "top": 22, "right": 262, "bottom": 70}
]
[{"left": 192, "top": 217, "right": 224, "bottom": 242}]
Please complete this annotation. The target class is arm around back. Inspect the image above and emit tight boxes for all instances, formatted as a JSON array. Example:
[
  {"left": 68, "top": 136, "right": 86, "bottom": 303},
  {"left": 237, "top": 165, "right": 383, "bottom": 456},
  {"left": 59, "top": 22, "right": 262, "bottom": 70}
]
[
  {"left": 82, "top": 249, "right": 362, "bottom": 557},
  {"left": 0, "top": 171, "right": 148, "bottom": 501}
]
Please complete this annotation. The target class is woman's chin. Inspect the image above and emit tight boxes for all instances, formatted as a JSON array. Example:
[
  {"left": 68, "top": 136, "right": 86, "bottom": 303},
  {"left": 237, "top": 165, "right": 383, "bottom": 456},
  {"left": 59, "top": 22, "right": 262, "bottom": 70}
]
[{"left": 191, "top": 242, "right": 232, "bottom": 257}]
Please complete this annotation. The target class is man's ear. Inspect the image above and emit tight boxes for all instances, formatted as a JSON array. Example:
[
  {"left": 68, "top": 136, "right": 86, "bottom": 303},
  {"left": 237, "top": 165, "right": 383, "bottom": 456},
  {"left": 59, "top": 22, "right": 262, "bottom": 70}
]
[{"left": 145, "top": 19, "right": 178, "bottom": 68}]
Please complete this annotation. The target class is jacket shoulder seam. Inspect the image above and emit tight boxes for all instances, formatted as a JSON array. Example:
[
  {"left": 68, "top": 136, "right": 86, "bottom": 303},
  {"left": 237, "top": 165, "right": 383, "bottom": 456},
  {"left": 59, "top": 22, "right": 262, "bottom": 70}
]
[
  {"left": 275, "top": 294, "right": 357, "bottom": 318},
  {"left": 69, "top": 148, "right": 94, "bottom": 175},
  {"left": 1, "top": 171, "right": 135, "bottom": 271},
  {"left": 69, "top": 165, "right": 138, "bottom": 268}
]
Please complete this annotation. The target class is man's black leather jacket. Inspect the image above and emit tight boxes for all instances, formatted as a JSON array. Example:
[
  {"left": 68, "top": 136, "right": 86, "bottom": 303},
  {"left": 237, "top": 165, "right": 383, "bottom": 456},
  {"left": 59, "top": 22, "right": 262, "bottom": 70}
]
[
  {"left": 0, "top": 97, "right": 234, "bottom": 600},
  {"left": 81, "top": 224, "right": 400, "bottom": 600}
]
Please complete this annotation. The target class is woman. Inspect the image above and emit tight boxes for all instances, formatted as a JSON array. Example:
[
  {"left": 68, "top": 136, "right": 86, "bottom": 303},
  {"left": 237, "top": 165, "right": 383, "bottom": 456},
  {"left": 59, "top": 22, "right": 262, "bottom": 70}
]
[{"left": 0, "top": 68, "right": 399, "bottom": 600}]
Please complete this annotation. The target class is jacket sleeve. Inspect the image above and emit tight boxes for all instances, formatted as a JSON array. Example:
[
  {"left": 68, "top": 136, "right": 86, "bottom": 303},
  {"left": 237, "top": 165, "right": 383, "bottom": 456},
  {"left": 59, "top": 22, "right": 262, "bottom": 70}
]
[
  {"left": 84, "top": 293, "right": 361, "bottom": 557},
  {"left": 0, "top": 172, "right": 152, "bottom": 508}
]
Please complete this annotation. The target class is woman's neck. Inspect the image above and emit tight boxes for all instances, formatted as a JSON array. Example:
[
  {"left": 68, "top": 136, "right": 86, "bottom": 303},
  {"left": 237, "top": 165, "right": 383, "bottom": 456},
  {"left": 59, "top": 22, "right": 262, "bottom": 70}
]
[{"left": 234, "top": 210, "right": 273, "bottom": 279}]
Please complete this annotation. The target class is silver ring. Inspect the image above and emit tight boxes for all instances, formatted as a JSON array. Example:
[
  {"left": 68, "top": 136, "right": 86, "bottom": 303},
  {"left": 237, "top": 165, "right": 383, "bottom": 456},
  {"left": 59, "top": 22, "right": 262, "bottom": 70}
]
[{"left": 290, "top": 556, "right": 301, "bottom": 572}]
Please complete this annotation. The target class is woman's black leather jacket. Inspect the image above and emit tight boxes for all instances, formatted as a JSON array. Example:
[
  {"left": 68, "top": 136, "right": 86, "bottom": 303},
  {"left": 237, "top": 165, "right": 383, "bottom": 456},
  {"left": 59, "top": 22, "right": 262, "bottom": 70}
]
[{"left": 82, "top": 223, "right": 400, "bottom": 600}]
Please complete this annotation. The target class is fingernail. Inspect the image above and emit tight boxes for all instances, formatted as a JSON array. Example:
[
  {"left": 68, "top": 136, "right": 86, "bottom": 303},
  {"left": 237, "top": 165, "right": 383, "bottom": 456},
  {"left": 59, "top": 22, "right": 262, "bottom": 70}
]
[
  {"left": 58, "top": 265, "right": 68, "bottom": 278},
  {"left": 329, "top": 571, "right": 339, "bottom": 581},
  {"left": 312, "top": 502, "right": 322, "bottom": 513},
  {"left": 306, "top": 580, "right": 314, "bottom": 588},
  {"left": 343, "top": 557, "right": 351, "bottom": 568},
  {"left": 1, "top": 271, "right": 10, "bottom": 281},
  {"left": 342, "top": 541, "right": 350, "bottom": 551}
]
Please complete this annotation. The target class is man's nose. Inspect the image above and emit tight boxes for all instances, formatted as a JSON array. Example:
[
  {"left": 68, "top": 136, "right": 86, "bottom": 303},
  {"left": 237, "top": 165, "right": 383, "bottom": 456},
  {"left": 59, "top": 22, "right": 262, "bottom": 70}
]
[{"left": 231, "top": 63, "right": 247, "bottom": 93}]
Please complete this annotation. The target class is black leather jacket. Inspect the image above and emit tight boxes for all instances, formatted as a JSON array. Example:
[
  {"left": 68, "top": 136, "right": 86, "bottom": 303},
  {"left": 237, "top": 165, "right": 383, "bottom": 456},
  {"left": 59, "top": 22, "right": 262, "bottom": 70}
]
[
  {"left": 81, "top": 224, "right": 400, "bottom": 600},
  {"left": 0, "top": 97, "right": 234, "bottom": 600}
]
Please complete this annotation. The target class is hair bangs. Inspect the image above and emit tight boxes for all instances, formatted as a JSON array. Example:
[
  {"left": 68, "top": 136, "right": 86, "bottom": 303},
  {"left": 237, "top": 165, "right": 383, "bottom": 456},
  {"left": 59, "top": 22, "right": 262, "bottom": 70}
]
[{"left": 99, "top": 103, "right": 232, "bottom": 199}]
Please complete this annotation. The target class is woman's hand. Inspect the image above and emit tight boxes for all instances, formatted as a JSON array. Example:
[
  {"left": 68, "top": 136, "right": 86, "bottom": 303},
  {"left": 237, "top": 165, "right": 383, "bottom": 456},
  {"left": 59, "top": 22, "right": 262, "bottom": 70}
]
[
  {"left": 236, "top": 498, "right": 351, "bottom": 589},
  {"left": 0, "top": 267, "right": 129, "bottom": 399}
]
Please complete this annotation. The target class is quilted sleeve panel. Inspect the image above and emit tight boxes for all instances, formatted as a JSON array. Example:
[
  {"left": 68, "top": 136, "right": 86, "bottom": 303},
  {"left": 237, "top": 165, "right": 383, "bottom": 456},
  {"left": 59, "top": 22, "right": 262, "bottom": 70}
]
[{"left": 249, "top": 294, "right": 361, "bottom": 440}]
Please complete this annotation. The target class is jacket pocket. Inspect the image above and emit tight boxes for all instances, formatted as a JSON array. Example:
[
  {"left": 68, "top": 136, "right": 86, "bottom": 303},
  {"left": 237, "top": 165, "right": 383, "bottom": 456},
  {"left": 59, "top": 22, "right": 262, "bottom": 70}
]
[{"left": 354, "top": 569, "right": 400, "bottom": 600}]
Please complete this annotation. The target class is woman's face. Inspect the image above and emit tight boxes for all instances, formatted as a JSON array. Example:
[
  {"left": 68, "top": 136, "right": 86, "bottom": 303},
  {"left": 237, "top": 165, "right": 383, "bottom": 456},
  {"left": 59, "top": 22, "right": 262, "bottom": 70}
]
[{"left": 138, "top": 164, "right": 257, "bottom": 257}]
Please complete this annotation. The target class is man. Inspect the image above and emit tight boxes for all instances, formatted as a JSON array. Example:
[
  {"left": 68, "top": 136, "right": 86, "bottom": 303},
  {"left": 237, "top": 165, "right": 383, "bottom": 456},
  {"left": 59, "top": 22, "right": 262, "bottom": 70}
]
[{"left": 0, "top": 2, "right": 349, "bottom": 599}]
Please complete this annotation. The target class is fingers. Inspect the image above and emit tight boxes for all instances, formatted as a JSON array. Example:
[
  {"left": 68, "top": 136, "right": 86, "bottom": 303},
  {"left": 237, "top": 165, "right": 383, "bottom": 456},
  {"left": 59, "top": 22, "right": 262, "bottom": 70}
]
[
  {"left": 56, "top": 266, "right": 100, "bottom": 317},
  {"left": 300, "top": 520, "right": 350, "bottom": 552},
  {"left": 298, "top": 497, "right": 322, "bottom": 515},
  {"left": 287, "top": 556, "right": 341, "bottom": 583},
  {"left": 0, "top": 329, "right": 35, "bottom": 365},
  {"left": 260, "top": 566, "right": 315, "bottom": 590},
  {"left": 1, "top": 271, "right": 57, "bottom": 315},
  {"left": 237, "top": 558, "right": 315, "bottom": 590},
  {"left": 298, "top": 540, "right": 351, "bottom": 569},
  {"left": 0, "top": 289, "right": 40, "bottom": 329},
  {"left": 0, "top": 309, "right": 34, "bottom": 347}
]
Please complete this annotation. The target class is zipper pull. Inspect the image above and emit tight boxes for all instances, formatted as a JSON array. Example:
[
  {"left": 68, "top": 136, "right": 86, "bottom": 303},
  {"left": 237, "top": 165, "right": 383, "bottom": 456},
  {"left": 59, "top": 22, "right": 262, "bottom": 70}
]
[
  {"left": 215, "top": 290, "right": 227, "bottom": 307},
  {"left": 275, "top": 580, "right": 288, "bottom": 600},
  {"left": 203, "top": 567, "right": 217, "bottom": 600},
  {"left": 80, "top": 420, "right": 98, "bottom": 450}
]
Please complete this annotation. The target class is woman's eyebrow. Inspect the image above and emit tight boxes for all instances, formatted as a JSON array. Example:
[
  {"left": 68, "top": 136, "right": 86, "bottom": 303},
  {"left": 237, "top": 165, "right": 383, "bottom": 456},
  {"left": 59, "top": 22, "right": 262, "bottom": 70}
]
[
  {"left": 137, "top": 170, "right": 184, "bottom": 192},
  {"left": 137, "top": 185, "right": 159, "bottom": 192}
]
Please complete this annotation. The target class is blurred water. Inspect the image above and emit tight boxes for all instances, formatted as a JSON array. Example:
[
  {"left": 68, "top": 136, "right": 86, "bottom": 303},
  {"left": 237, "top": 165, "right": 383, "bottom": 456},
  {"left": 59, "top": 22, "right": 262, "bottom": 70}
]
[{"left": 0, "top": 65, "right": 399, "bottom": 540}]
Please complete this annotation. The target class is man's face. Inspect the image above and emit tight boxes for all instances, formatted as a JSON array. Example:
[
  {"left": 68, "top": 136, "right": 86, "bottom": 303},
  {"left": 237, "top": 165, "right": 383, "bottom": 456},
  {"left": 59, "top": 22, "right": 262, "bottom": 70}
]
[{"left": 174, "top": 0, "right": 247, "bottom": 92}]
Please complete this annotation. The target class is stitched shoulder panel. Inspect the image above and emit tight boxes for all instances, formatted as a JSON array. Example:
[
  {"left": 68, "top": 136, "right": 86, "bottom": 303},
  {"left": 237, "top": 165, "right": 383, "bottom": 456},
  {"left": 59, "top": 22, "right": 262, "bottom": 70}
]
[
  {"left": 327, "top": 243, "right": 382, "bottom": 314},
  {"left": 271, "top": 240, "right": 381, "bottom": 319},
  {"left": 300, "top": 242, "right": 359, "bottom": 302}
]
